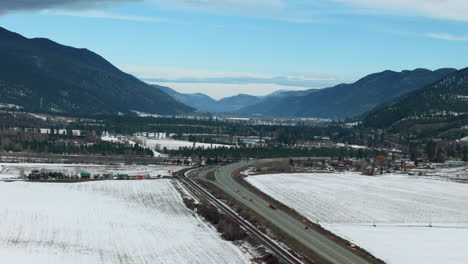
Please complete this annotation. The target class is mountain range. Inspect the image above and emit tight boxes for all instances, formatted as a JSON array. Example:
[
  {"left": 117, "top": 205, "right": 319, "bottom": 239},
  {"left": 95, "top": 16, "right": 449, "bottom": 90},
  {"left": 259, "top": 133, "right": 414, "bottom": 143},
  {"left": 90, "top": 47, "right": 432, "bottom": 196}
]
[
  {"left": 235, "top": 68, "right": 456, "bottom": 119},
  {"left": 156, "top": 85, "right": 265, "bottom": 113},
  {"left": 0, "top": 27, "right": 193, "bottom": 116},
  {"left": 155, "top": 68, "right": 455, "bottom": 120},
  {"left": 0, "top": 26, "right": 460, "bottom": 123}
]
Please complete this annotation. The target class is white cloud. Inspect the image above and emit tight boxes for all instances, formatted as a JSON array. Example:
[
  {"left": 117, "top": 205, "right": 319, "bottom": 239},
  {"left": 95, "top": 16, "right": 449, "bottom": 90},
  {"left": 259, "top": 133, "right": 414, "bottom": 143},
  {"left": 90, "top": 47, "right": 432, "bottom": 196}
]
[
  {"left": 119, "top": 64, "right": 275, "bottom": 79},
  {"left": 151, "top": 0, "right": 284, "bottom": 12},
  {"left": 5, "top": 0, "right": 468, "bottom": 23},
  {"left": 119, "top": 64, "right": 343, "bottom": 98},
  {"left": 119, "top": 64, "right": 338, "bottom": 81},
  {"left": 332, "top": 0, "right": 468, "bottom": 22},
  {"left": 1, "top": 0, "right": 316, "bottom": 24},
  {"left": 426, "top": 33, "right": 468, "bottom": 42},
  {"left": 45, "top": 10, "right": 189, "bottom": 24},
  {"left": 147, "top": 0, "right": 319, "bottom": 23}
]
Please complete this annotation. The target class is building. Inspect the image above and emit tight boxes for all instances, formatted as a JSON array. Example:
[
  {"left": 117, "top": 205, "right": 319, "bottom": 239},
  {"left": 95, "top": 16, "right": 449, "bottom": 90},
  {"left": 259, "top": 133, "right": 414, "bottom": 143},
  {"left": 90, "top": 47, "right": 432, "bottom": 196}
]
[
  {"left": 40, "top": 128, "right": 52, "bottom": 134},
  {"left": 117, "top": 174, "right": 129, "bottom": 180},
  {"left": 72, "top": 130, "right": 82, "bottom": 136},
  {"left": 80, "top": 172, "right": 91, "bottom": 179},
  {"left": 445, "top": 161, "right": 465, "bottom": 167}
]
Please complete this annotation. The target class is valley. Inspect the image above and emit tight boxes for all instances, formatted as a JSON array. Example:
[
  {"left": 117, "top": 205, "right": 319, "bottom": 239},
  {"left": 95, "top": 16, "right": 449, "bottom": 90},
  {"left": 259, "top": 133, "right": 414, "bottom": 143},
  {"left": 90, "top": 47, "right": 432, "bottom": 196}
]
[{"left": 1, "top": 5, "right": 468, "bottom": 263}]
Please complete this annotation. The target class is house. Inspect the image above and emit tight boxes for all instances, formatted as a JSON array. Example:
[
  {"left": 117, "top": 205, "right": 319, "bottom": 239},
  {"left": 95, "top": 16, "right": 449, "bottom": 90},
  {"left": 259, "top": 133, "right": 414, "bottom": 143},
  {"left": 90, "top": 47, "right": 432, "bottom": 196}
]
[
  {"left": 117, "top": 174, "right": 129, "bottom": 180},
  {"left": 72, "top": 130, "right": 82, "bottom": 136},
  {"left": 40, "top": 128, "right": 51, "bottom": 134},
  {"left": 80, "top": 172, "right": 91, "bottom": 179}
]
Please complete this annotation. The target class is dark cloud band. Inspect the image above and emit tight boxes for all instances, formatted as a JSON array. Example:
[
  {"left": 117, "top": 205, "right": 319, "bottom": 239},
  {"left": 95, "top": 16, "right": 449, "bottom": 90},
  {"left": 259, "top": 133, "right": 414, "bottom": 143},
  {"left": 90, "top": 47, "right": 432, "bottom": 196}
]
[{"left": 0, "top": 0, "right": 141, "bottom": 13}]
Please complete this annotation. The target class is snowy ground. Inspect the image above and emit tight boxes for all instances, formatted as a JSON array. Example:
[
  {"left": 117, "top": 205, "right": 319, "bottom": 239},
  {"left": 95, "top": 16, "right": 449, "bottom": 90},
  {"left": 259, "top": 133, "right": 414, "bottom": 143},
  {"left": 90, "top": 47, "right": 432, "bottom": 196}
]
[
  {"left": 325, "top": 223, "right": 468, "bottom": 264},
  {"left": 136, "top": 136, "right": 231, "bottom": 151},
  {"left": 0, "top": 180, "right": 251, "bottom": 264},
  {"left": 410, "top": 166, "right": 468, "bottom": 182},
  {"left": 0, "top": 163, "right": 188, "bottom": 179},
  {"left": 100, "top": 133, "right": 231, "bottom": 155},
  {"left": 246, "top": 172, "right": 468, "bottom": 264}
]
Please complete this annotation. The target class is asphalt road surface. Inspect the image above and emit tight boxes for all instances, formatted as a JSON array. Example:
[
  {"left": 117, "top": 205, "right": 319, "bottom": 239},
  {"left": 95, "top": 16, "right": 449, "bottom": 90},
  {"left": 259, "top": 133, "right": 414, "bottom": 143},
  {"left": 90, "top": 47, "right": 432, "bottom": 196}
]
[{"left": 199, "top": 159, "right": 372, "bottom": 264}]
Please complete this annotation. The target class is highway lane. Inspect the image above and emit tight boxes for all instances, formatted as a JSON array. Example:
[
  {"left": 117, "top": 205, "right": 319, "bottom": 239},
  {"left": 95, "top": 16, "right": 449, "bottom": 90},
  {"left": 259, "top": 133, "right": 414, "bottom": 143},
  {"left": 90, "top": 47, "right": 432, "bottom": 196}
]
[{"left": 199, "top": 159, "right": 372, "bottom": 264}]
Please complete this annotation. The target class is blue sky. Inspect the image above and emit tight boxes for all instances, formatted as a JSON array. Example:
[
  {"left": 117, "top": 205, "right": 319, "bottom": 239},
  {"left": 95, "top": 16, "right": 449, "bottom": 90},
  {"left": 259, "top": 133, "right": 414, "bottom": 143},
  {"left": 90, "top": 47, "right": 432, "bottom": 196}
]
[{"left": 1, "top": 0, "right": 468, "bottom": 99}]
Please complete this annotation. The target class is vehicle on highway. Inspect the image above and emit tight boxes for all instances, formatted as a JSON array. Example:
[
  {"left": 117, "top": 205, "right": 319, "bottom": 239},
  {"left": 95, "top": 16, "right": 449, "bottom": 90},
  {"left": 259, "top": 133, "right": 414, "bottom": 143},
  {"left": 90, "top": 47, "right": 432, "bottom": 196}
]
[{"left": 268, "top": 202, "right": 277, "bottom": 210}]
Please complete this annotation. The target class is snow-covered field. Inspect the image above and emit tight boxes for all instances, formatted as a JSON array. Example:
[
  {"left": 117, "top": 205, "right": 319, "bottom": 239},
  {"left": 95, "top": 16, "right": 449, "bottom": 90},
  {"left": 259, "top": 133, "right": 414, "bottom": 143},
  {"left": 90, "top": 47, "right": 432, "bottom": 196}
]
[
  {"left": 100, "top": 133, "right": 231, "bottom": 156},
  {"left": 136, "top": 136, "right": 231, "bottom": 151},
  {"left": 0, "top": 163, "right": 188, "bottom": 179},
  {"left": 246, "top": 172, "right": 468, "bottom": 264},
  {"left": 0, "top": 180, "right": 251, "bottom": 264},
  {"left": 411, "top": 166, "right": 468, "bottom": 182},
  {"left": 325, "top": 223, "right": 467, "bottom": 264}
]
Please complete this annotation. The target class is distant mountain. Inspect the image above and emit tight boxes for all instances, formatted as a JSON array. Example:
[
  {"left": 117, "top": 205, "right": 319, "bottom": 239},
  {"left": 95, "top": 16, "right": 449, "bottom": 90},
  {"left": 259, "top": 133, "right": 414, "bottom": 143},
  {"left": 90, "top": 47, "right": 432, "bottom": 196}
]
[
  {"left": 237, "top": 68, "right": 456, "bottom": 119},
  {"left": 154, "top": 86, "right": 261, "bottom": 113},
  {"left": 155, "top": 85, "right": 220, "bottom": 112},
  {"left": 0, "top": 27, "right": 194, "bottom": 116},
  {"left": 218, "top": 94, "right": 261, "bottom": 112},
  {"left": 364, "top": 68, "right": 468, "bottom": 131},
  {"left": 260, "top": 89, "right": 298, "bottom": 98}
]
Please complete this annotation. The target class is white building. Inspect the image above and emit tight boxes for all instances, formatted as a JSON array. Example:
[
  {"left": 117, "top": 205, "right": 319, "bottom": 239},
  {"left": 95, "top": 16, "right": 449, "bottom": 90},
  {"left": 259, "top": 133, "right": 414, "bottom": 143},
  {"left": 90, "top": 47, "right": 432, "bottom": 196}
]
[{"left": 72, "top": 130, "right": 82, "bottom": 136}]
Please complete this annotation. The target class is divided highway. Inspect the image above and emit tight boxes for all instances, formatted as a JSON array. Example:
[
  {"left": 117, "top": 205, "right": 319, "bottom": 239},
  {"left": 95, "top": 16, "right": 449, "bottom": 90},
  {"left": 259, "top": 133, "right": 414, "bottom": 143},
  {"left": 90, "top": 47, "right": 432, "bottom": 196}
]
[
  {"left": 179, "top": 169, "right": 304, "bottom": 264},
  {"left": 197, "top": 159, "right": 372, "bottom": 264}
]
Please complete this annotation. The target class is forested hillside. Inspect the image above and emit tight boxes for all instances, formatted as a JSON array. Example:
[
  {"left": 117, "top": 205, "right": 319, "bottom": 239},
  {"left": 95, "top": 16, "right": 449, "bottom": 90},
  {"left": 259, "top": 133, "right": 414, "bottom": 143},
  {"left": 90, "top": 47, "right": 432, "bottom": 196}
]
[
  {"left": 237, "top": 68, "right": 455, "bottom": 119},
  {"left": 363, "top": 68, "right": 468, "bottom": 139},
  {"left": 365, "top": 68, "right": 468, "bottom": 128},
  {"left": 0, "top": 27, "right": 194, "bottom": 116}
]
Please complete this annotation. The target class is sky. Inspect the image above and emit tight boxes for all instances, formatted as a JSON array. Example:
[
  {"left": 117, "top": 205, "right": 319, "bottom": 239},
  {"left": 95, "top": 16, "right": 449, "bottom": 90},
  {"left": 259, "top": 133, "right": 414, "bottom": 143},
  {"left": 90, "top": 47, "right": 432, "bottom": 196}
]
[{"left": 1, "top": 0, "right": 468, "bottom": 99}]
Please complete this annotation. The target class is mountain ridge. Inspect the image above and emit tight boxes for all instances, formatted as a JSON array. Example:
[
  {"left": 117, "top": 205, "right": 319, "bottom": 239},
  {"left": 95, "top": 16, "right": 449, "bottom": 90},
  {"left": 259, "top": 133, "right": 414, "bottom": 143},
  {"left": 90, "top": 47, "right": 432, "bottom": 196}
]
[
  {"left": 236, "top": 68, "right": 456, "bottom": 119},
  {"left": 364, "top": 67, "right": 468, "bottom": 129},
  {"left": 0, "top": 27, "right": 194, "bottom": 116},
  {"left": 154, "top": 85, "right": 265, "bottom": 113}
]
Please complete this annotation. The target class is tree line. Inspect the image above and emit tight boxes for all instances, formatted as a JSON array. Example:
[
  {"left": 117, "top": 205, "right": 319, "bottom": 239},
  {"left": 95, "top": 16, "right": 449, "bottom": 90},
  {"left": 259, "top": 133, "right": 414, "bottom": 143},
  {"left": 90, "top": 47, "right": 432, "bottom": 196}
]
[
  {"left": 0, "top": 130, "right": 153, "bottom": 157},
  {"left": 171, "top": 145, "right": 385, "bottom": 161}
]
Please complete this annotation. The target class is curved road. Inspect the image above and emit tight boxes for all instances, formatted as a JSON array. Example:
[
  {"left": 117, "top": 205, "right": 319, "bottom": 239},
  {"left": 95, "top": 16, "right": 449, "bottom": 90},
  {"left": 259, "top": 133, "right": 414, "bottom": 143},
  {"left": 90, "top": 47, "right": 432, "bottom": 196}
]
[{"left": 199, "top": 159, "right": 371, "bottom": 264}]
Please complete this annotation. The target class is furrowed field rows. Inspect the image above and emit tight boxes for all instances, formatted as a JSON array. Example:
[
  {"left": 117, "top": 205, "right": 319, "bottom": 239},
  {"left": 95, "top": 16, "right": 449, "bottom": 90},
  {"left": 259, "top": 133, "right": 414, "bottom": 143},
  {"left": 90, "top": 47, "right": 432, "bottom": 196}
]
[
  {"left": 246, "top": 172, "right": 468, "bottom": 264},
  {"left": 0, "top": 180, "right": 250, "bottom": 264}
]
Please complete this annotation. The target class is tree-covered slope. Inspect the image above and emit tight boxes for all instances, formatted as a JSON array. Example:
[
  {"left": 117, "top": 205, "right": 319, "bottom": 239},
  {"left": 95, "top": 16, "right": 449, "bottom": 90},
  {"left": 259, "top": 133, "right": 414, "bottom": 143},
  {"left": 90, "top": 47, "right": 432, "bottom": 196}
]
[
  {"left": 364, "top": 67, "right": 468, "bottom": 129},
  {"left": 0, "top": 27, "right": 194, "bottom": 115},
  {"left": 237, "top": 68, "right": 456, "bottom": 119},
  {"left": 218, "top": 94, "right": 261, "bottom": 112}
]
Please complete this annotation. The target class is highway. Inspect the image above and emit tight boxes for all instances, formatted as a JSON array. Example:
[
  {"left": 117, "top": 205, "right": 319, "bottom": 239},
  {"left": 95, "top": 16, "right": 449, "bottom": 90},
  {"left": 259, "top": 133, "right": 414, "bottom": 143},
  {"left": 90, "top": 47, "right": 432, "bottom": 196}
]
[
  {"left": 179, "top": 168, "right": 304, "bottom": 264},
  {"left": 198, "top": 159, "right": 372, "bottom": 264}
]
